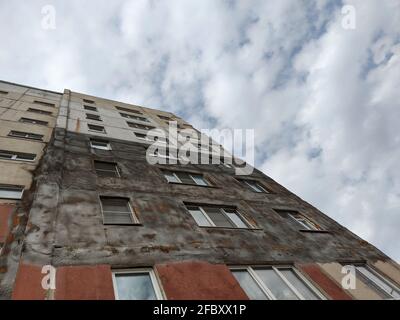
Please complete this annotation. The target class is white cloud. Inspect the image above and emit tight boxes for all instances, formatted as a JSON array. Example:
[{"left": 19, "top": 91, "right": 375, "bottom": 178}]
[{"left": 0, "top": 0, "right": 399, "bottom": 261}]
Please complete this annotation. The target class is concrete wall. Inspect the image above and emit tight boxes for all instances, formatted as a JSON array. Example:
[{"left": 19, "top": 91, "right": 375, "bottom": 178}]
[{"left": 11, "top": 124, "right": 399, "bottom": 299}]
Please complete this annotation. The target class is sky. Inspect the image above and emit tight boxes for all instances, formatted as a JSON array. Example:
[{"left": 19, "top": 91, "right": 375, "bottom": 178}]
[{"left": 0, "top": 0, "right": 399, "bottom": 261}]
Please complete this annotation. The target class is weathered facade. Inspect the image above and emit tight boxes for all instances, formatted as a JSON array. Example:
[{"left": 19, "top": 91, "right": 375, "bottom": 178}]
[{"left": 0, "top": 81, "right": 399, "bottom": 300}]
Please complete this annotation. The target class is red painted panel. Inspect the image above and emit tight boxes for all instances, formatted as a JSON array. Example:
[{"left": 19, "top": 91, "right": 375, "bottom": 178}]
[
  {"left": 12, "top": 263, "right": 47, "bottom": 300},
  {"left": 156, "top": 260, "right": 249, "bottom": 300},
  {"left": 298, "top": 263, "right": 352, "bottom": 300},
  {"left": 55, "top": 265, "right": 115, "bottom": 300},
  {"left": 0, "top": 204, "right": 14, "bottom": 243}
]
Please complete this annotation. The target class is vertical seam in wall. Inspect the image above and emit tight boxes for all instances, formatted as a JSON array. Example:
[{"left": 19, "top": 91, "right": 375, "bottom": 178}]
[{"left": 50, "top": 91, "right": 70, "bottom": 269}]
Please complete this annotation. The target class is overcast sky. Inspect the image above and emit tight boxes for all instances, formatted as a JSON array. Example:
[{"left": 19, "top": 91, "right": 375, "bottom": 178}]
[{"left": 0, "top": 0, "right": 399, "bottom": 261}]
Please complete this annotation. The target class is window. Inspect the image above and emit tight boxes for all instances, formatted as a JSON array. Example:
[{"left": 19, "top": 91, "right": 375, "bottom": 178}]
[
  {"left": 83, "top": 99, "right": 95, "bottom": 104},
  {"left": 0, "top": 150, "right": 36, "bottom": 161},
  {"left": 185, "top": 205, "right": 252, "bottom": 229},
  {"left": 275, "top": 210, "right": 321, "bottom": 231},
  {"left": 163, "top": 171, "right": 209, "bottom": 186},
  {"left": 120, "top": 112, "right": 149, "bottom": 122},
  {"left": 33, "top": 100, "right": 55, "bottom": 108},
  {"left": 112, "top": 269, "right": 163, "bottom": 300},
  {"left": 0, "top": 185, "right": 24, "bottom": 199},
  {"left": 127, "top": 122, "right": 155, "bottom": 131},
  {"left": 100, "top": 197, "right": 138, "bottom": 225},
  {"left": 27, "top": 108, "right": 53, "bottom": 116},
  {"left": 94, "top": 161, "right": 120, "bottom": 178},
  {"left": 84, "top": 105, "right": 98, "bottom": 112},
  {"left": 0, "top": 90, "right": 8, "bottom": 95},
  {"left": 231, "top": 266, "right": 324, "bottom": 300},
  {"left": 239, "top": 179, "right": 269, "bottom": 193},
  {"left": 88, "top": 124, "right": 106, "bottom": 133},
  {"left": 86, "top": 113, "right": 102, "bottom": 121},
  {"left": 19, "top": 117, "right": 48, "bottom": 126},
  {"left": 151, "top": 149, "right": 180, "bottom": 161},
  {"left": 354, "top": 265, "right": 400, "bottom": 299},
  {"left": 115, "top": 106, "right": 142, "bottom": 114},
  {"left": 158, "top": 115, "right": 172, "bottom": 121},
  {"left": 90, "top": 139, "right": 111, "bottom": 150},
  {"left": 134, "top": 132, "right": 151, "bottom": 141},
  {"left": 8, "top": 130, "right": 44, "bottom": 141}
]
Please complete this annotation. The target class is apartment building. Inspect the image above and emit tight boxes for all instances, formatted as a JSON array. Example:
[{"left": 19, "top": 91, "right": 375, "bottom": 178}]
[{"left": 0, "top": 80, "right": 399, "bottom": 300}]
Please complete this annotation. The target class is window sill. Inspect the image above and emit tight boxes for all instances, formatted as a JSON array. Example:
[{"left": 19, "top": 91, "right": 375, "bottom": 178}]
[
  {"left": 200, "top": 226, "right": 263, "bottom": 231},
  {"left": 299, "top": 229, "right": 331, "bottom": 234},
  {"left": 103, "top": 223, "right": 143, "bottom": 226},
  {"left": 167, "top": 182, "right": 218, "bottom": 188},
  {"left": 7, "top": 135, "right": 44, "bottom": 142},
  {"left": 88, "top": 130, "right": 107, "bottom": 134}
]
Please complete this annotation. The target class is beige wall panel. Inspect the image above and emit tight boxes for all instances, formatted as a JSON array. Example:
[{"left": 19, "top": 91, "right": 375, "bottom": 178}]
[
  {"left": 0, "top": 120, "right": 52, "bottom": 142},
  {"left": 0, "top": 161, "right": 35, "bottom": 189},
  {"left": 373, "top": 261, "right": 400, "bottom": 286},
  {"left": 318, "top": 262, "right": 383, "bottom": 300}
]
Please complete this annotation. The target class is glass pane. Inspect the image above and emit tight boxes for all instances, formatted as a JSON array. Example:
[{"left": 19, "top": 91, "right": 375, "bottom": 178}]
[
  {"left": 224, "top": 210, "right": 248, "bottom": 228},
  {"left": 101, "top": 198, "right": 130, "bottom": 212},
  {"left": 290, "top": 214, "right": 317, "bottom": 230},
  {"left": 175, "top": 172, "right": 194, "bottom": 184},
  {"left": 279, "top": 269, "right": 320, "bottom": 300},
  {"left": 164, "top": 172, "right": 180, "bottom": 183},
  {"left": 204, "top": 207, "right": 235, "bottom": 228},
  {"left": 115, "top": 273, "right": 157, "bottom": 300},
  {"left": 188, "top": 208, "right": 212, "bottom": 227},
  {"left": 357, "top": 266, "right": 400, "bottom": 299},
  {"left": 104, "top": 211, "right": 133, "bottom": 224},
  {"left": 245, "top": 181, "right": 264, "bottom": 192},
  {"left": 191, "top": 175, "right": 208, "bottom": 186},
  {"left": 16, "top": 153, "right": 36, "bottom": 160},
  {"left": 232, "top": 270, "right": 269, "bottom": 300},
  {"left": 255, "top": 268, "right": 299, "bottom": 300},
  {"left": 95, "top": 162, "right": 116, "bottom": 171},
  {"left": 0, "top": 187, "right": 23, "bottom": 199}
]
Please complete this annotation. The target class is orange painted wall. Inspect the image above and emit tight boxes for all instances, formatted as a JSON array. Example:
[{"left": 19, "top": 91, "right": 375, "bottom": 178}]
[
  {"left": 298, "top": 263, "right": 352, "bottom": 300},
  {"left": 0, "top": 204, "right": 14, "bottom": 243},
  {"left": 156, "top": 260, "right": 249, "bottom": 300}
]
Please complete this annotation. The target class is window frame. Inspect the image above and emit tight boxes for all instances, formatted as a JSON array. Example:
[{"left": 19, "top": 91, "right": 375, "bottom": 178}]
[
  {"left": 94, "top": 160, "right": 121, "bottom": 178},
  {"left": 126, "top": 121, "right": 155, "bottom": 131},
  {"left": 8, "top": 130, "right": 44, "bottom": 141},
  {"left": 27, "top": 107, "right": 53, "bottom": 116},
  {"left": 90, "top": 139, "right": 111, "bottom": 150},
  {"left": 87, "top": 123, "right": 106, "bottom": 133},
  {"left": 186, "top": 205, "right": 253, "bottom": 229},
  {"left": 0, "top": 150, "right": 36, "bottom": 162},
  {"left": 99, "top": 196, "right": 139, "bottom": 225},
  {"left": 86, "top": 113, "right": 102, "bottom": 122},
  {"left": 19, "top": 117, "right": 49, "bottom": 126},
  {"left": 230, "top": 266, "right": 326, "bottom": 300},
  {"left": 163, "top": 171, "right": 210, "bottom": 187},
  {"left": 274, "top": 209, "right": 323, "bottom": 232},
  {"left": 115, "top": 106, "right": 143, "bottom": 114},
  {"left": 33, "top": 100, "right": 55, "bottom": 108},
  {"left": 354, "top": 264, "right": 400, "bottom": 299},
  {"left": 84, "top": 105, "right": 98, "bottom": 112},
  {"left": 288, "top": 213, "right": 320, "bottom": 231},
  {"left": 0, "top": 185, "right": 24, "bottom": 200},
  {"left": 120, "top": 112, "right": 149, "bottom": 122},
  {"left": 112, "top": 268, "right": 164, "bottom": 300},
  {"left": 239, "top": 179, "right": 269, "bottom": 193}
]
